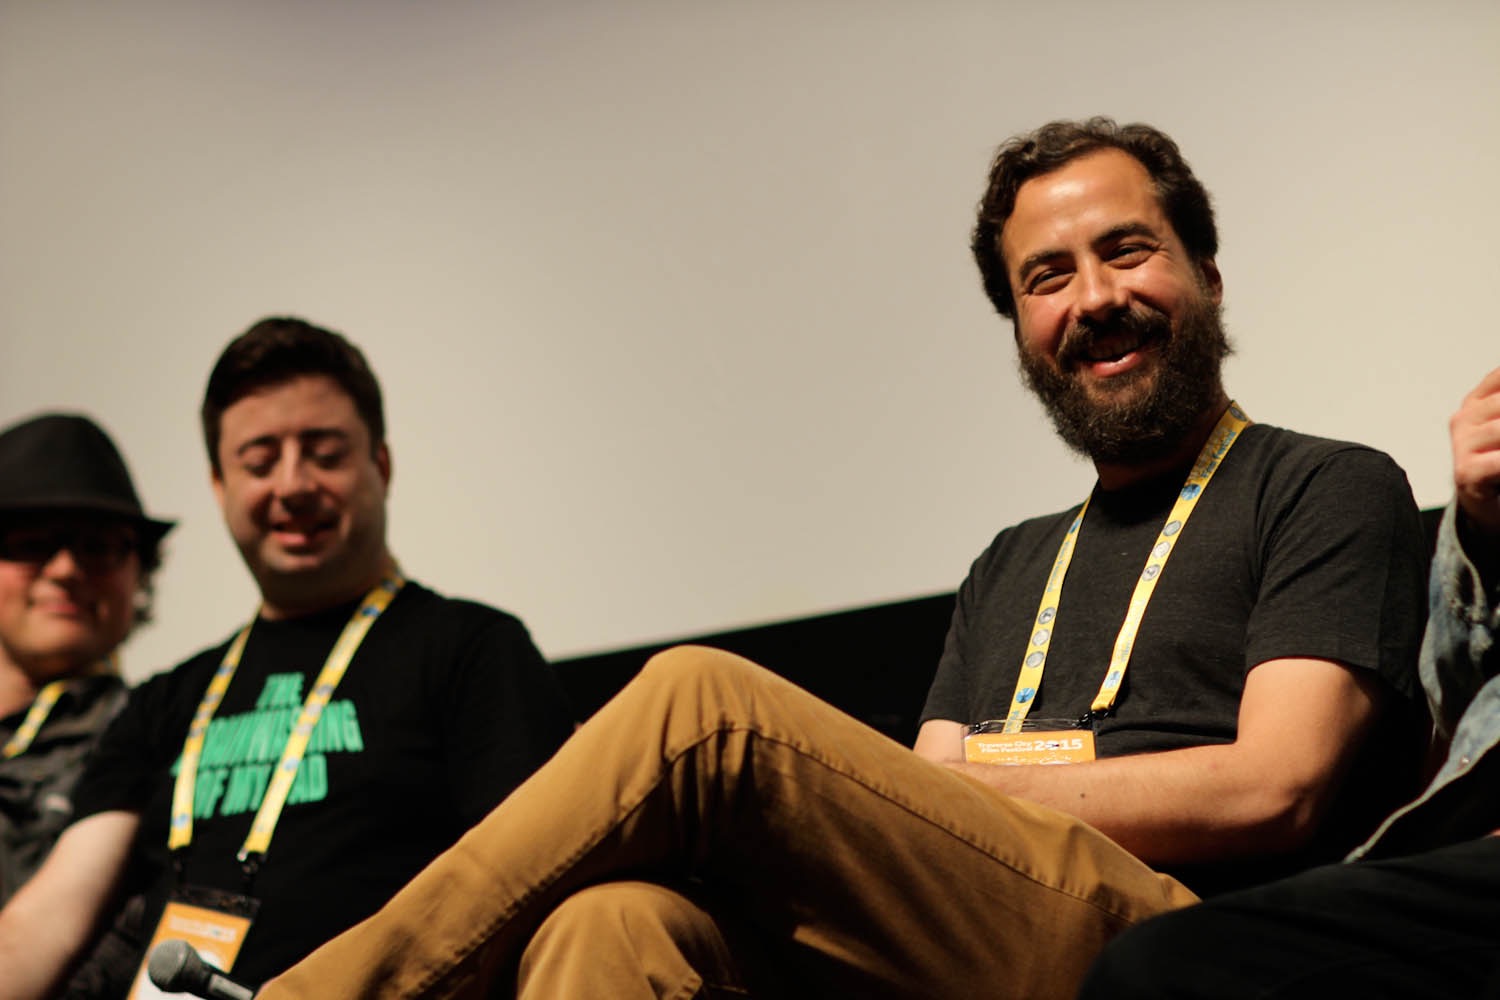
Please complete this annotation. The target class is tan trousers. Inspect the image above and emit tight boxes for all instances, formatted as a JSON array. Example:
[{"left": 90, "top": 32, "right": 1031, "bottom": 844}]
[{"left": 259, "top": 646, "right": 1197, "bottom": 999}]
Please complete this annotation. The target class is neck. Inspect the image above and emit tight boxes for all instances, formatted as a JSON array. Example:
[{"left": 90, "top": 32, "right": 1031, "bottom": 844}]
[
  {"left": 1092, "top": 390, "right": 1232, "bottom": 491},
  {"left": 258, "top": 551, "right": 398, "bottom": 621},
  {"left": 0, "top": 653, "right": 42, "bottom": 718}
]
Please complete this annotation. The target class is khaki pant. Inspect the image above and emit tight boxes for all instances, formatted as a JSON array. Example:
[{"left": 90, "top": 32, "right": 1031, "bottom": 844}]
[{"left": 260, "top": 646, "right": 1197, "bottom": 999}]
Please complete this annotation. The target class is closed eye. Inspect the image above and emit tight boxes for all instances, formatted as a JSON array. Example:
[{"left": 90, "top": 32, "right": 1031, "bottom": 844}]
[
  {"left": 1108, "top": 242, "right": 1153, "bottom": 265},
  {"left": 310, "top": 443, "right": 350, "bottom": 469},
  {"left": 240, "top": 447, "right": 277, "bottom": 478},
  {"left": 1026, "top": 266, "right": 1072, "bottom": 295}
]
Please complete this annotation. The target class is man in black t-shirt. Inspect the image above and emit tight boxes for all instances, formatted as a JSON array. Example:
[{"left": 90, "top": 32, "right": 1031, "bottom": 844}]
[
  {"left": 263, "top": 120, "right": 1426, "bottom": 1000},
  {"left": 1077, "top": 367, "right": 1500, "bottom": 999},
  {"left": 0, "top": 318, "right": 574, "bottom": 995}
]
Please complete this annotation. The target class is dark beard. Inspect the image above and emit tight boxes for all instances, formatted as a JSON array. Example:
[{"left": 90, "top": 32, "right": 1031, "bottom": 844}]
[{"left": 1017, "top": 293, "right": 1233, "bottom": 464}]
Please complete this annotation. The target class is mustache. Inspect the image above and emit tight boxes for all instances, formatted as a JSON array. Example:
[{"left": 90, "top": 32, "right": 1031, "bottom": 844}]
[{"left": 1055, "top": 308, "right": 1170, "bottom": 371}]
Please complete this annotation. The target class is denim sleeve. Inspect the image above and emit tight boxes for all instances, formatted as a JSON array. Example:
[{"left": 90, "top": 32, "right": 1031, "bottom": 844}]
[{"left": 1420, "top": 503, "right": 1500, "bottom": 740}]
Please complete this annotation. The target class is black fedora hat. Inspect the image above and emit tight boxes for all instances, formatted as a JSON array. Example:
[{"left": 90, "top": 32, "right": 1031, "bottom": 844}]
[{"left": 0, "top": 412, "right": 175, "bottom": 541}]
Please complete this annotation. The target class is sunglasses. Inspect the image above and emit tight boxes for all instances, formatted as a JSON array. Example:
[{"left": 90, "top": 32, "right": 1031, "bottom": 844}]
[{"left": 0, "top": 523, "right": 141, "bottom": 573}]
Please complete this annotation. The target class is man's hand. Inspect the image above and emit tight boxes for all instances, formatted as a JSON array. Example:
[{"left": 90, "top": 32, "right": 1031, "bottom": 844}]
[{"left": 1452, "top": 366, "right": 1500, "bottom": 545}]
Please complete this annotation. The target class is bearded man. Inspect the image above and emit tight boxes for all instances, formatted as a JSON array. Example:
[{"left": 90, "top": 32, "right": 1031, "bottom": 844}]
[{"left": 259, "top": 118, "right": 1428, "bottom": 1000}]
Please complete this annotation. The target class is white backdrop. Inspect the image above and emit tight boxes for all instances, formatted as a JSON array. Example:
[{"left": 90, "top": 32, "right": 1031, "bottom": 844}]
[{"left": 2, "top": 1, "right": 1496, "bottom": 682}]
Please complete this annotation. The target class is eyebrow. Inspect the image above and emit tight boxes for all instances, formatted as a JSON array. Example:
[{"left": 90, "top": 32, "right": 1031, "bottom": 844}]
[{"left": 1013, "top": 221, "right": 1162, "bottom": 282}]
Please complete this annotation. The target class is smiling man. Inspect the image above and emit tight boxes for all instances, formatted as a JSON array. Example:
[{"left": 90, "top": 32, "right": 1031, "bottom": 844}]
[
  {"left": 1079, "top": 366, "right": 1500, "bottom": 998},
  {"left": 262, "top": 120, "right": 1427, "bottom": 1000},
  {"left": 0, "top": 319, "right": 574, "bottom": 997},
  {"left": 0, "top": 414, "right": 172, "bottom": 907}
]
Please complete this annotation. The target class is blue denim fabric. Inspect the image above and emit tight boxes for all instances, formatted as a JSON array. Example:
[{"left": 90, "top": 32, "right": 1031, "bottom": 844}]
[{"left": 1352, "top": 503, "right": 1500, "bottom": 860}]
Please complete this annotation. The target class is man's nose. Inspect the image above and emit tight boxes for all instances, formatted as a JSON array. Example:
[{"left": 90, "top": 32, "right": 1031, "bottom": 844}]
[
  {"left": 1073, "top": 260, "right": 1129, "bottom": 320},
  {"left": 271, "top": 456, "right": 317, "bottom": 500},
  {"left": 40, "top": 545, "right": 84, "bottom": 579}
]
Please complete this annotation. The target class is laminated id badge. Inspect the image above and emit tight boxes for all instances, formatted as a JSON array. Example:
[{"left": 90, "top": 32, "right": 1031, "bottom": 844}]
[
  {"left": 128, "top": 884, "right": 259, "bottom": 999},
  {"left": 964, "top": 718, "right": 1096, "bottom": 765}
]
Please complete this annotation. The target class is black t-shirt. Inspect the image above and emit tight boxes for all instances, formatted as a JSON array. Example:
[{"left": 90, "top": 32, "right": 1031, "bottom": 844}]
[
  {"left": 920, "top": 425, "right": 1427, "bottom": 892},
  {"left": 71, "top": 581, "right": 574, "bottom": 988}
]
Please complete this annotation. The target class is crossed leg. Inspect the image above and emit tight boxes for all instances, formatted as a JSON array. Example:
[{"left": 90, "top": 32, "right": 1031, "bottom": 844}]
[{"left": 261, "top": 645, "right": 1195, "bottom": 999}]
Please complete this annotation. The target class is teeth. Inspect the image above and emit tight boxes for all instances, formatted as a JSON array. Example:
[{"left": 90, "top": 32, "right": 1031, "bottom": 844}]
[{"left": 1086, "top": 340, "right": 1139, "bottom": 362}]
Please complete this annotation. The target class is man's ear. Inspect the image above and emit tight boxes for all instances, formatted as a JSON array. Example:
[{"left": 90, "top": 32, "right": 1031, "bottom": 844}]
[
  {"left": 1199, "top": 258, "right": 1224, "bottom": 304},
  {"left": 210, "top": 468, "right": 226, "bottom": 513},
  {"left": 375, "top": 443, "right": 392, "bottom": 489}
]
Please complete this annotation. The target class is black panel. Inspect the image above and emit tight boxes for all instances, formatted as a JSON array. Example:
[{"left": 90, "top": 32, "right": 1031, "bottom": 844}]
[{"left": 553, "top": 592, "right": 956, "bottom": 747}]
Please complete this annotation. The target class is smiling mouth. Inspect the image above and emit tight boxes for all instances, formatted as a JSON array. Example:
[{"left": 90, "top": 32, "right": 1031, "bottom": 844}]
[
  {"left": 1082, "top": 334, "right": 1147, "bottom": 364},
  {"left": 1063, "top": 332, "right": 1158, "bottom": 373},
  {"left": 271, "top": 521, "right": 336, "bottom": 548},
  {"left": 1061, "top": 310, "right": 1170, "bottom": 373},
  {"left": 33, "top": 598, "right": 88, "bottom": 618}
]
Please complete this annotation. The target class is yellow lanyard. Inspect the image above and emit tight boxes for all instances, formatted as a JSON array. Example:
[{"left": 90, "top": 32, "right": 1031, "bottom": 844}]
[
  {"left": 3, "top": 681, "right": 67, "bottom": 759},
  {"left": 3, "top": 653, "right": 120, "bottom": 759},
  {"left": 168, "top": 572, "right": 405, "bottom": 869},
  {"left": 1004, "top": 403, "right": 1251, "bottom": 732}
]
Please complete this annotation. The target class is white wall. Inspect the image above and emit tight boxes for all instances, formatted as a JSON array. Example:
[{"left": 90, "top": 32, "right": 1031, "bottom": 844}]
[{"left": 2, "top": 0, "right": 1496, "bottom": 681}]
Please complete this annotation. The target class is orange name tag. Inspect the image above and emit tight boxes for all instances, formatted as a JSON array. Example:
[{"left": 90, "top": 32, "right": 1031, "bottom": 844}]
[
  {"left": 129, "top": 886, "right": 258, "bottom": 999},
  {"left": 964, "top": 725, "right": 1096, "bottom": 765}
]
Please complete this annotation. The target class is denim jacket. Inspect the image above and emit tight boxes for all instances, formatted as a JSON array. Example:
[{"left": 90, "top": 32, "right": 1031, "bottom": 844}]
[{"left": 1352, "top": 503, "right": 1500, "bottom": 860}]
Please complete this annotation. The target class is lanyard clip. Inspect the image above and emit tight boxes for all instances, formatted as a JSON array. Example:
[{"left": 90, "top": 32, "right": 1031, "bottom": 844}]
[
  {"left": 237, "top": 850, "right": 264, "bottom": 893},
  {"left": 1077, "top": 708, "right": 1113, "bottom": 730}
]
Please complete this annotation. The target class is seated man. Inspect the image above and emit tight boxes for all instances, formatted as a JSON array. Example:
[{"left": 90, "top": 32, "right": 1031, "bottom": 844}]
[
  {"left": 262, "top": 118, "right": 1428, "bottom": 1000},
  {"left": 1078, "top": 366, "right": 1500, "bottom": 998},
  {"left": 0, "top": 318, "right": 576, "bottom": 996},
  {"left": 0, "top": 413, "right": 172, "bottom": 905}
]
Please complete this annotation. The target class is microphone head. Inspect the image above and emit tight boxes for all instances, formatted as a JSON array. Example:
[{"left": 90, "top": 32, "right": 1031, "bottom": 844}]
[{"left": 147, "top": 939, "right": 203, "bottom": 992}]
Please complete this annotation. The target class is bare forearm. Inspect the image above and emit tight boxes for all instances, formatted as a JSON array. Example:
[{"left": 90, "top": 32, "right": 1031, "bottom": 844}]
[
  {"left": 917, "top": 658, "right": 1383, "bottom": 868},
  {"left": 0, "top": 904, "right": 88, "bottom": 1000},
  {"left": 0, "top": 811, "right": 139, "bottom": 1000},
  {"left": 943, "top": 742, "right": 1316, "bottom": 866}
]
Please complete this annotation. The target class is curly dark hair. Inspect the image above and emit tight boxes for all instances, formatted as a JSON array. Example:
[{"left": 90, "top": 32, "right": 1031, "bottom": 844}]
[
  {"left": 972, "top": 117, "right": 1219, "bottom": 320},
  {"left": 201, "top": 316, "right": 386, "bottom": 474},
  {"left": 133, "top": 530, "right": 164, "bottom": 625}
]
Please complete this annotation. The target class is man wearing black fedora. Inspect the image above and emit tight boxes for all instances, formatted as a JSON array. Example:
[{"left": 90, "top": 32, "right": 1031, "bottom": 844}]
[
  {"left": 0, "top": 316, "right": 575, "bottom": 998},
  {"left": 0, "top": 412, "right": 174, "bottom": 907}
]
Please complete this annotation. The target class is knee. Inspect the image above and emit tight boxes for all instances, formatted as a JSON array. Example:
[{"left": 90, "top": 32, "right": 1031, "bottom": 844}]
[
  {"left": 520, "top": 882, "right": 737, "bottom": 998},
  {"left": 541, "top": 880, "right": 703, "bottom": 934},
  {"left": 520, "top": 883, "right": 668, "bottom": 996},
  {"left": 622, "top": 646, "right": 786, "bottom": 752},
  {"left": 522, "top": 882, "right": 670, "bottom": 983},
  {"left": 639, "top": 644, "right": 760, "bottom": 690}
]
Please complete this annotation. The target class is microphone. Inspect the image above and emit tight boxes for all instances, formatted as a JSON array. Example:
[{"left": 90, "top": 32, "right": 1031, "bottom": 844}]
[{"left": 147, "top": 939, "right": 255, "bottom": 1000}]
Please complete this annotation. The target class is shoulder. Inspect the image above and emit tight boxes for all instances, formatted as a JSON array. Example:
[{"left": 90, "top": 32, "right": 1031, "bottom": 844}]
[
  {"left": 965, "top": 504, "right": 1086, "bottom": 582},
  {"left": 1233, "top": 423, "right": 1410, "bottom": 485},
  {"left": 1222, "top": 424, "right": 1416, "bottom": 515},
  {"left": 383, "top": 580, "right": 532, "bottom": 634},
  {"left": 119, "top": 635, "right": 237, "bottom": 715},
  {"left": 376, "top": 580, "right": 543, "bottom": 662}
]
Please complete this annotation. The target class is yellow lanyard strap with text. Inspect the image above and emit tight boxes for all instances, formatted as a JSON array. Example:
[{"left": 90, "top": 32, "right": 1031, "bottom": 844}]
[
  {"left": 1004, "top": 403, "right": 1251, "bottom": 732},
  {"left": 3, "top": 681, "right": 67, "bottom": 759},
  {"left": 168, "top": 572, "right": 406, "bottom": 865},
  {"left": 3, "top": 653, "right": 120, "bottom": 759}
]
